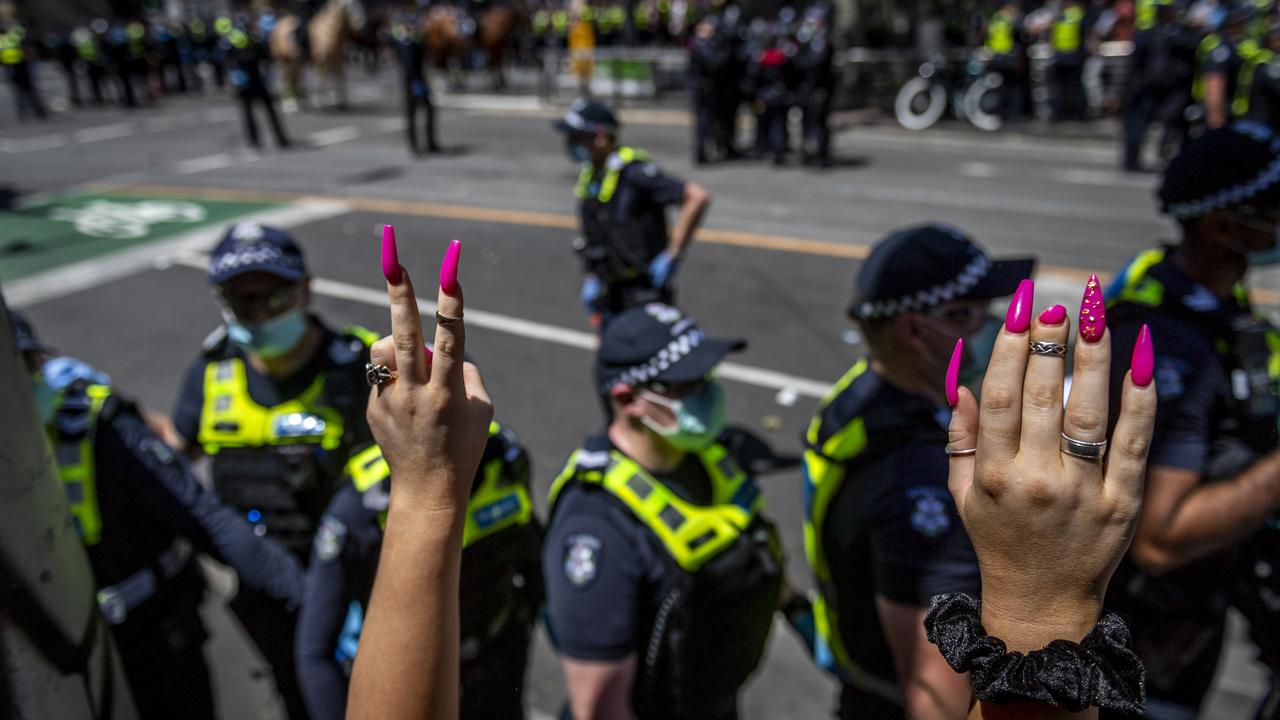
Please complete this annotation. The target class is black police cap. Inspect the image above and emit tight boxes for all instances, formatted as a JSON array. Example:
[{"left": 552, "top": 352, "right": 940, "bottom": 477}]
[
  {"left": 207, "top": 222, "right": 307, "bottom": 285},
  {"left": 596, "top": 304, "right": 745, "bottom": 393},
  {"left": 850, "top": 224, "right": 1035, "bottom": 321},
  {"left": 553, "top": 98, "right": 620, "bottom": 136},
  {"left": 1160, "top": 121, "right": 1280, "bottom": 220}
]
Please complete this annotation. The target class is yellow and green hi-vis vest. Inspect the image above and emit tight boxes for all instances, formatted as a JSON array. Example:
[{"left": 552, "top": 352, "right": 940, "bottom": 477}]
[
  {"left": 800, "top": 359, "right": 870, "bottom": 676},
  {"left": 0, "top": 31, "right": 25, "bottom": 65},
  {"left": 575, "top": 146, "right": 650, "bottom": 205},
  {"left": 345, "top": 422, "right": 534, "bottom": 548},
  {"left": 1051, "top": 5, "right": 1084, "bottom": 54},
  {"left": 549, "top": 442, "right": 761, "bottom": 573},
  {"left": 985, "top": 11, "right": 1015, "bottom": 56},
  {"left": 1234, "top": 48, "right": 1276, "bottom": 117},
  {"left": 47, "top": 383, "right": 113, "bottom": 546},
  {"left": 196, "top": 326, "right": 379, "bottom": 454}
]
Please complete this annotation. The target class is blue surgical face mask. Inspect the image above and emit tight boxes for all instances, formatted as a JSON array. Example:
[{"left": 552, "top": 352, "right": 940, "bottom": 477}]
[
  {"left": 567, "top": 143, "right": 590, "bottom": 164},
  {"left": 960, "top": 316, "right": 1002, "bottom": 388},
  {"left": 225, "top": 308, "right": 308, "bottom": 359},
  {"left": 638, "top": 380, "right": 727, "bottom": 451}
]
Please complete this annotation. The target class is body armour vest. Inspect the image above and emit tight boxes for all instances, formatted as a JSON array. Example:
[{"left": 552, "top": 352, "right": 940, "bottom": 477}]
[
  {"left": 550, "top": 443, "right": 784, "bottom": 720},
  {"left": 575, "top": 146, "right": 669, "bottom": 284}
]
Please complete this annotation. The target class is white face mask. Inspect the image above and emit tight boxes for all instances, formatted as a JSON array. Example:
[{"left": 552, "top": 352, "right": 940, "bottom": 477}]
[{"left": 637, "top": 381, "right": 727, "bottom": 451}]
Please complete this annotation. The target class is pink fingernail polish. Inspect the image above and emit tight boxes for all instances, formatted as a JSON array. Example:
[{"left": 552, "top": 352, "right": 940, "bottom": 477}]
[
  {"left": 946, "top": 338, "right": 963, "bottom": 409},
  {"left": 440, "top": 239, "right": 460, "bottom": 295},
  {"left": 1005, "top": 279, "right": 1034, "bottom": 334},
  {"left": 1079, "top": 274, "right": 1106, "bottom": 343},
  {"left": 424, "top": 344, "right": 434, "bottom": 363},
  {"left": 1131, "top": 325, "right": 1153, "bottom": 387},
  {"left": 381, "top": 225, "right": 401, "bottom": 285},
  {"left": 1038, "top": 304, "right": 1067, "bottom": 325}
]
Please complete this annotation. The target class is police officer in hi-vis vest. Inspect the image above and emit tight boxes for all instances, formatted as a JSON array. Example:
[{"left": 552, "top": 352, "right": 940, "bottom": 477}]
[
  {"left": 542, "top": 303, "right": 784, "bottom": 720},
  {"left": 171, "top": 222, "right": 380, "bottom": 719},
  {"left": 14, "top": 312, "right": 303, "bottom": 720},
  {"left": 1103, "top": 122, "right": 1280, "bottom": 719},
  {"left": 552, "top": 99, "right": 711, "bottom": 328},
  {"left": 295, "top": 420, "right": 543, "bottom": 720},
  {"left": 802, "top": 225, "right": 1033, "bottom": 719}
]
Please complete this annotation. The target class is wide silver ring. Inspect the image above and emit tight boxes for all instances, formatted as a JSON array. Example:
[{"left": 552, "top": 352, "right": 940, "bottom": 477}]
[
  {"left": 1029, "top": 341, "right": 1068, "bottom": 358},
  {"left": 1060, "top": 432, "right": 1107, "bottom": 461},
  {"left": 944, "top": 445, "right": 977, "bottom": 456},
  {"left": 435, "top": 310, "right": 462, "bottom": 326},
  {"left": 365, "top": 363, "right": 398, "bottom": 387}
]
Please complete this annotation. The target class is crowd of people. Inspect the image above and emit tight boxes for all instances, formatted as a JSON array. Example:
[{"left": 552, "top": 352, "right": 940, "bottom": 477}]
[{"left": 13, "top": 78, "right": 1280, "bottom": 717}]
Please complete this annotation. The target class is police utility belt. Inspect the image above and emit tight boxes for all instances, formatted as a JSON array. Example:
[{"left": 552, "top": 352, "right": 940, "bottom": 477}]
[{"left": 97, "top": 539, "right": 193, "bottom": 626}]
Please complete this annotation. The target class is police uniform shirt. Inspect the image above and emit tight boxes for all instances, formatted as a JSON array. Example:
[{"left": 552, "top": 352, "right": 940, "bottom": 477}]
[
  {"left": 295, "top": 479, "right": 382, "bottom": 720},
  {"left": 816, "top": 368, "right": 980, "bottom": 703},
  {"left": 172, "top": 317, "right": 373, "bottom": 458},
  {"left": 543, "top": 434, "right": 714, "bottom": 661},
  {"left": 581, "top": 159, "right": 686, "bottom": 229},
  {"left": 75, "top": 385, "right": 303, "bottom": 635},
  {"left": 1203, "top": 38, "right": 1245, "bottom": 102}
]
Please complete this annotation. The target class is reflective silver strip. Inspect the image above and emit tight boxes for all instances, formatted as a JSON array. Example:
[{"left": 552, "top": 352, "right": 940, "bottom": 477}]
[{"left": 97, "top": 540, "right": 192, "bottom": 626}]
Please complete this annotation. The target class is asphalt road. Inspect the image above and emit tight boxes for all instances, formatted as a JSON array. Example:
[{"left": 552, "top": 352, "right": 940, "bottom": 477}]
[{"left": 2, "top": 65, "right": 1273, "bottom": 719}]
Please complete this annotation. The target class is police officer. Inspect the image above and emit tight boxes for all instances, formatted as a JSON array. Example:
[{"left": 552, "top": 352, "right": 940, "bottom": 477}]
[
  {"left": 171, "top": 222, "right": 378, "bottom": 718},
  {"left": 296, "top": 421, "right": 543, "bottom": 720},
  {"left": 795, "top": 7, "right": 834, "bottom": 167},
  {"left": 391, "top": 13, "right": 442, "bottom": 156},
  {"left": 15, "top": 312, "right": 304, "bottom": 719},
  {"left": 1122, "top": 0, "right": 1198, "bottom": 171},
  {"left": 222, "top": 19, "right": 291, "bottom": 150},
  {"left": 748, "top": 23, "right": 796, "bottom": 165},
  {"left": 1051, "top": 0, "right": 1088, "bottom": 121},
  {"left": 1195, "top": 7, "right": 1255, "bottom": 130},
  {"left": 44, "top": 29, "right": 83, "bottom": 108},
  {"left": 543, "top": 303, "right": 783, "bottom": 719},
  {"left": 552, "top": 99, "right": 711, "bottom": 327},
  {"left": 1103, "top": 122, "right": 1280, "bottom": 718},
  {"left": 1, "top": 21, "right": 47, "bottom": 121},
  {"left": 803, "top": 225, "right": 1032, "bottom": 719},
  {"left": 984, "top": 1, "right": 1027, "bottom": 119},
  {"left": 1235, "top": 20, "right": 1280, "bottom": 129},
  {"left": 690, "top": 15, "right": 731, "bottom": 165},
  {"left": 72, "top": 24, "right": 108, "bottom": 106}
]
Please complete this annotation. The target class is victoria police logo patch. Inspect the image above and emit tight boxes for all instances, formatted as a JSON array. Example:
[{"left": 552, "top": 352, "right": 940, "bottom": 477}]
[
  {"left": 907, "top": 487, "right": 952, "bottom": 538},
  {"left": 314, "top": 515, "right": 347, "bottom": 563},
  {"left": 563, "top": 534, "right": 602, "bottom": 588}
]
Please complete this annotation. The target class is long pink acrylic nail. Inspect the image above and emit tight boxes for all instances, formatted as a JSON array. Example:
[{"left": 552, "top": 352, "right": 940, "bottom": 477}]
[
  {"left": 1005, "top": 279, "right": 1034, "bottom": 333},
  {"left": 1038, "top": 304, "right": 1067, "bottom": 325},
  {"left": 946, "top": 338, "right": 963, "bottom": 409},
  {"left": 440, "top": 239, "right": 460, "bottom": 295},
  {"left": 1079, "top": 273, "right": 1106, "bottom": 343},
  {"left": 1131, "top": 325, "right": 1153, "bottom": 387},
  {"left": 381, "top": 225, "right": 402, "bottom": 285},
  {"left": 424, "top": 344, "right": 434, "bottom": 363}
]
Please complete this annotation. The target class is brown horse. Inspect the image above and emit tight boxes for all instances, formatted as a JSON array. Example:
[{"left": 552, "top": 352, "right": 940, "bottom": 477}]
[
  {"left": 269, "top": 0, "right": 367, "bottom": 110},
  {"left": 422, "top": 3, "right": 527, "bottom": 91}
]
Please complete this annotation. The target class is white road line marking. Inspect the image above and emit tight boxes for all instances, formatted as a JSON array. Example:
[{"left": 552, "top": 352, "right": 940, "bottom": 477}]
[
  {"left": 308, "top": 125, "right": 362, "bottom": 147},
  {"left": 173, "top": 153, "right": 233, "bottom": 175},
  {"left": 163, "top": 256, "right": 835, "bottom": 398},
  {"left": 375, "top": 116, "right": 406, "bottom": 132},
  {"left": 5, "top": 200, "right": 351, "bottom": 308},
  {"left": 958, "top": 161, "right": 997, "bottom": 178},
  {"left": 203, "top": 107, "right": 237, "bottom": 123},
  {"left": 1051, "top": 167, "right": 1157, "bottom": 188},
  {"left": 73, "top": 121, "right": 135, "bottom": 144},
  {"left": 0, "top": 133, "right": 67, "bottom": 153}
]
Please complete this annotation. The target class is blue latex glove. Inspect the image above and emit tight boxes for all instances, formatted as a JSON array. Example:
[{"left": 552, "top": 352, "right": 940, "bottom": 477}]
[
  {"left": 335, "top": 601, "right": 364, "bottom": 663},
  {"left": 648, "top": 250, "right": 678, "bottom": 288},
  {"left": 580, "top": 275, "right": 603, "bottom": 312}
]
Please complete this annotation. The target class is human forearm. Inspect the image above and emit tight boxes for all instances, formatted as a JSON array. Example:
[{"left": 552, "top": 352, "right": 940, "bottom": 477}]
[
  {"left": 668, "top": 183, "right": 710, "bottom": 256},
  {"left": 1204, "top": 75, "right": 1227, "bottom": 129},
  {"left": 1136, "top": 453, "right": 1280, "bottom": 572},
  {"left": 347, "top": 482, "right": 465, "bottom": 720}
]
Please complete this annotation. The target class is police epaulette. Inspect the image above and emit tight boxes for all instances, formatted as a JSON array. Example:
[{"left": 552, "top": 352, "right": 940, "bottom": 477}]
[{"left": 201, "top": 324, "right": 229, "bottom": 355}]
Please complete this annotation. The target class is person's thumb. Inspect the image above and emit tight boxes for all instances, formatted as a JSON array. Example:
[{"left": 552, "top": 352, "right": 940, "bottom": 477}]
[{"left": 947, "top": 386, "right": 978, "bottom": 517}]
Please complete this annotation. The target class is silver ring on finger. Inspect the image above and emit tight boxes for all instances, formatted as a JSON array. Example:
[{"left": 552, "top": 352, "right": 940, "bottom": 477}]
[
  {"left": 1029, "top": 340, "right": 1068, "bottom": 358},
  {"left": 1060, "top": 432, "right": 1107, "bottom": 461},
  {"left": 366, "top": 363, "right": 398, "bottom": 387},
  {"left": 435, "top": 310, "right": 462, "bottom": 326},
  {"left": 944, "top": 444, "right": 977, "bottom": 456}
]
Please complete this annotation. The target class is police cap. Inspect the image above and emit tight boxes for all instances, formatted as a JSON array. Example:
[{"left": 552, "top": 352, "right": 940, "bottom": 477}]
[
  {"left": 553, "top": 98, "right": 620, "bottom": 136},
  {"left": 596, "top": 303, "right": 745, "bottom": 392},
  {"left": 207, "top": 222, "right": 308, "bottom": 285},
  {"left": 1160, "top": 122, "right": 1280, "bottom": 220},
  {"left": 850, "top": 224, "right": 1035, "bottom": 321}
]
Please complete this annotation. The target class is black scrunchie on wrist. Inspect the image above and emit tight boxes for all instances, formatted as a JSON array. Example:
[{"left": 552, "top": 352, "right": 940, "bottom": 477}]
[{"left": 923, "top": 593, "right": 1145, "bottom": 714}]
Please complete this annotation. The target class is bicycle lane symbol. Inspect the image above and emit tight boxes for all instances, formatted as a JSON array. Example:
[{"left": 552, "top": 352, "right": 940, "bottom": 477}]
[{"left": 47, "top": 200, "right": 209, "bottom": 239}]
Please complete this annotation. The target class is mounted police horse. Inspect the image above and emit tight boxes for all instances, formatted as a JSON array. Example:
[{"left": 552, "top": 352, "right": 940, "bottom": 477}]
[
  {"left": 269, "top": 0, "right": 367, "bottom": 110},
  {"left": 422, "top": 1, "right": 527, "bottom": 91}
]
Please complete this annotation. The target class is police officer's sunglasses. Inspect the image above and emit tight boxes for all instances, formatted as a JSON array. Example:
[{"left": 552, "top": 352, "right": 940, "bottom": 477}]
[
  {"left": 215, "top": 283, "right": 302, "bottom": 320},
  {"left": 644, "top": 374, "right": 714, "bottom": 400},
  {"left": 920, "top": 303, "right": 990, "bottom": 334}
]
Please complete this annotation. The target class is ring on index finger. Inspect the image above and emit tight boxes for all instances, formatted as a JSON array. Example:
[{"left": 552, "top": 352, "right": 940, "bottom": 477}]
[
  {"left": 435, "top": 310, "right": 463, "bottom": 326},
  {"left": 366, "top": 363, "right": 398, "bottom": 387}
]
